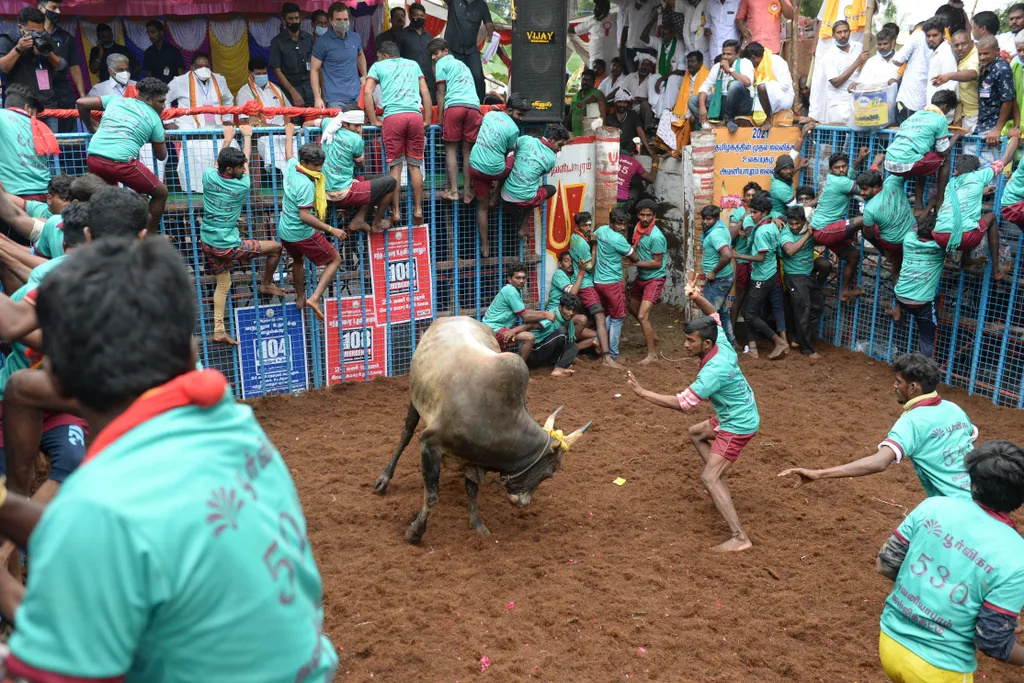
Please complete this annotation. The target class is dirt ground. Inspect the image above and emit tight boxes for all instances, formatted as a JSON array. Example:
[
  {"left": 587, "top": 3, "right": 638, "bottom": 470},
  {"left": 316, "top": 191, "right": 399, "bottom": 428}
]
[{"left": 251, "top": 307, "right": 1024, "bottom": 683}]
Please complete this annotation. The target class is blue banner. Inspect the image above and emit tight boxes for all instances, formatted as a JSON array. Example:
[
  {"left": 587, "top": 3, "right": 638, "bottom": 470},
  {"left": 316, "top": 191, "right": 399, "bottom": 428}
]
[{"left": 234, "top": 304, "right": 309, "bottom": 399}]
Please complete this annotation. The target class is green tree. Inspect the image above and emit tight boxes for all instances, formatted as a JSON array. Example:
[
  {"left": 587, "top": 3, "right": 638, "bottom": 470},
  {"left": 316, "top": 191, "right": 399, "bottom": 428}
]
[
  {"left": 882, "top": 0, "right": 897, "bottom": 25},
  {"left": 801, "top": 0, "right": 824, "bottom": 20}
]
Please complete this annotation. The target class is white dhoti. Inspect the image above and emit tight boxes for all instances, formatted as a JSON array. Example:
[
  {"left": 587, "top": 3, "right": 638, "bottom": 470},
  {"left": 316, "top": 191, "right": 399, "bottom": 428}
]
[
  {"left": 257, "top": 134, "right": 299, "bottom": 175},
  {"left": 176, "top": 135, "right": 239, "bottom": 194},
  {"left": 654, "top": 74, "right": 684, "bottom": 119},
  {"left": 754, "top": 81, "right": 794, "bottom": 115},
  {"left": 137, "top": 144, "right": 167, "bottom": 182}
]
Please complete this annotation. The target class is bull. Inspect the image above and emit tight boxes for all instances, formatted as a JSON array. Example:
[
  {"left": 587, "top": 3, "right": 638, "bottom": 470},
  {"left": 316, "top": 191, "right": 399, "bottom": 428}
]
[{"left": 374, "top": 316, "right": 592, "bottom": 544}]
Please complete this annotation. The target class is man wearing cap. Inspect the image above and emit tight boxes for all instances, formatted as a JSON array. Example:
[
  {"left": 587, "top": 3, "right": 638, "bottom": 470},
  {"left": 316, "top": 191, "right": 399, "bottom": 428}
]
[
  {"left": 618, "top": 51, "right": 658, "bottom": 129},
  {"left": 321, "top": 109, "right": 398, "bottom": 233}
]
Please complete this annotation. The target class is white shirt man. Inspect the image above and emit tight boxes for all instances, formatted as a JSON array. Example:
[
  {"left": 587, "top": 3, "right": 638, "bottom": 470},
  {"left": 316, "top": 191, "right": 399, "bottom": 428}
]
[
  {"left": 599, "top": 71, "right": 627, "bottom": 97},
  {"left": 821, "top": 40, "right": 863, "bottom": 124},
  {"left": 753, "top": 52, "right": 795, "bottom": 117},
  {"left": 676, "top": 0, "right": 709, "bottom": 58},
  {"left": 807, "top": 0, "right": 867, "bottom": 121},
  {"left": 573, "top": 12, "right": 620, "bottom": 68},
  {"left": 166, "top": 66, "right": 235, "bottom": 194},
  {"left": 998, "top": 31, "right": 1017, "bottom": 56},
  {"left": 235, "top": 75, "right": 296, "bottom": 175},
  {"left": 928, "top": 39, "right": 959, "bottom": 103},
  {"left": 615, "top": 0, "right": 657, "bottom": 55},
  {"left": 697, "top": 55, "right": 754, "bottom": 99},
  {"left": 705, "top": 0, "right": 741, "bottom": 61},
  {"left": 893, "top": 30, "right": 930, "bottom": 112},
  {"left": 648, "top": 33, "right": 687, "bottom": 117}
]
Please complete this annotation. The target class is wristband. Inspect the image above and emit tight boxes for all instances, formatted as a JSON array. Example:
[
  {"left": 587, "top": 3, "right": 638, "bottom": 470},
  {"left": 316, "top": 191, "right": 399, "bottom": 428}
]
[{"left": 870, "top": 165, "right": 879, "bottom": 171}]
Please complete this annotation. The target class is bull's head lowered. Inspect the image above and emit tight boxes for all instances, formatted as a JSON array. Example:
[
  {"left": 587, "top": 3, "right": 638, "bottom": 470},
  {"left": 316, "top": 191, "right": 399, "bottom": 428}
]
[{"left": 499, "top": 405, "right": 592, "bottom": 508}]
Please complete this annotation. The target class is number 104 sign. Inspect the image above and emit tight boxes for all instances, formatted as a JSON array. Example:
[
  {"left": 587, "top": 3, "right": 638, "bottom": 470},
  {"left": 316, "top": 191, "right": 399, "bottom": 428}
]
[{"left": 368, "top": 225, "right": 433, "bottom": 324}]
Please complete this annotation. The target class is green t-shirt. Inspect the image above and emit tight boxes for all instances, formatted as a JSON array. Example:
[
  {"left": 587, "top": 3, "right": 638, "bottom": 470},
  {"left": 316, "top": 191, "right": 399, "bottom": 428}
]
[
  {"left": 435, "top": 54, "right": 480, "bottom": 110},
  {"left": 87, "top": 96, "right": 166, "bottom": 163},
  {"left": 570, "top": 86, "right": 603, "bottom": 136},
  {"left": 934, "top": 167, "right": 994, "bottom": 243},
  {"left": 636, "top": 225, "right": 668, "bottom": 280},
  {"left": 277, "top": 158, "right": 316, "bottom": 243},
  {"left": 689, "top": 347, "right": 760, "bottom": 434},
  {"left": 810, "top": 173, "right": 855, "bottom": 229},
  {"left": 886, "top": 109, "right": 950, "bottom": 166},
  {"left": 593, "top": 224, "right": 633, "bottom": 284},
  {"left": 469, "top": 111, "right": 520, "bottom": 176},
  {"left": 482, "top": 283, "right": 527, "bottom": 332},
  {"left": 769, "top": 177, "right": 794, "bottom": 219},
  {"left": 367, "top": 57, "right": 424, "bottom": 118},
  {"left": 200, "top": 168, "right": 251, "bottom": 249},
  {"left": 729, "top": 208, "right": 754, "bottom": 255},
  {"left": 880, "top": 397, "right": 975, "bottom": 499},
  {"left": 25, "top": 200, "right": 52, "bottom": 220},
  {"left": 502, "top": 136, "right": 557, "bottom": 203},
  {"left": 780, "top": 229, "right": 814, "bottom": 276},
  {"left": 568, "top": 233, "right": 595, "bottom": 289},
  {"left": 0, "top": 255, "right": 66, "bottom": 399},
  {"left": 863, "top": 174, "right": 914, "bottom": 244},
  {"left": 9, "top": 392, "right": 339, "bottom": 681},
  {"left": 534, "top": 310, "right": 574, "bottom": 344},
  {"left": 546, "top": 269, "right": 573, "bottom": 311},
  {"left": 880, "top": 496, "right": 1024, "bottom": 673},
  {"left": 751, "top": 221, "right": 778, "bottom": 281},
  {"left": 0, "top": 110, "right": 50, "bottom": 196},
  {"left": 894, "top": 233, "right": 946, "bottom": 304},
  {"left": 34, "top": 214, "right": 65, "bottom": 259},
  {"left": 323, "top": 126, "right": 364, "bottom": 194},
  {"left": 1002, "top": 158, "right": 1024, "bottom": 206},
  {"left": 701, "top": 221, "right": 733, "bottom": 281}
]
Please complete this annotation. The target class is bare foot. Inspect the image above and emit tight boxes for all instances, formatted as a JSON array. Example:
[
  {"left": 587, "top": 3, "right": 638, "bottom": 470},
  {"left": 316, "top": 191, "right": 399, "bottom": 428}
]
[
  {"left": 638, "top": 353, "right": 658, "bottom": 365},
  {"left": 839, "top": 286, "right": 865, "bottom": 302},
  {"left": 519, "top": 224, "right": 530, "bottom": 239},
  {"left": 759, "top": 120, "right": 772, "bottom": 132},
  {"left": 790, "top": 341, "right": 800, "bottom": 349},
  {"left": 348, "top": 219, "right": 372, "bottom": 233},
  {"left": 887, "top": 304, "right": 902, "bottom": 321},
  {"left": 259, "top": 284, "right": 287, "bottom": 297},
  {"left": 305, "top": 298, "right": 325, "bottom": 322},
  {"left": 768, "top": 341, "right": 789, "bottom": 360},
  {"left": 413, "top": 211, "right": 424, "bottom": 226},
  {"left": 962, "top": 256, "right": 988, "bottom": 269},
  {"left": 213, "top": 331, "right": 239, "bottom": 346},
  {"left": 602, "top": 355, "right": 625, "bottom": 369},
  {"left": 391, "top": 211, "right": 402, "bottom": 225},
  {"left": 550, "top": 367, "right": 575, "bottom": 377},
  {"left": 372, "top": 217, "right": 392, "bottom": 233},
  {"left": 712, "top": 536, "right": 753, "bottom": 552},
  {"left": 480, "top": 242, "right": 490, "bottom": 258},
  {"left": 808, "top": 352, "right": 822, "bottom": 359},
  {"left": 748, "top": 344, "right": 759, "bottom": 359},
  {"left": 440, "top": 188, "right": 459, "bottom": 202},
  {"left": 993, "top": 262, "right": 1010, "bottom": 281},
  {"left": 463, "top": 190, "right": 475, "bottom": 205}
]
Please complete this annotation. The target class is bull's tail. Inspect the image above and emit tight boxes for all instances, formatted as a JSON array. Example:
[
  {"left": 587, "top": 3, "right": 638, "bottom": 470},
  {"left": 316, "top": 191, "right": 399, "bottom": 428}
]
[{"left": 373, "top": 402, "right": 420, "bottom": 495}]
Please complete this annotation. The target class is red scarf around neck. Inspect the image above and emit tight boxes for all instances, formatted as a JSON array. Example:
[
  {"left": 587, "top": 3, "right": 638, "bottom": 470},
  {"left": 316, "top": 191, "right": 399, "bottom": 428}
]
[{"left": 632, "top": 219, "right": 656, "bottom": 246}]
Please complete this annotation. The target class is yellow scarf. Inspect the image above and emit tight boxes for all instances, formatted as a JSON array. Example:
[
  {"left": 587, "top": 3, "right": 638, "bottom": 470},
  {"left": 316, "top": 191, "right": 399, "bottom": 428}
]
[
  {"left": 297, "top": 164, "right": 328, "bottom": 219},
  {"left": 818, "top": 0, "right": 867, "bottom": 38},
  {"left": 188, "top": 71, "right": 224, "bottom": 128},
  {"left": 673, "top": 65, "right": 709, "bottom": 118},
  {"left": 902, "top": 391, "right": 939, "bottom": 412},
  {"left": 754, "top": 50, "right": 776, "bottom": 85}
]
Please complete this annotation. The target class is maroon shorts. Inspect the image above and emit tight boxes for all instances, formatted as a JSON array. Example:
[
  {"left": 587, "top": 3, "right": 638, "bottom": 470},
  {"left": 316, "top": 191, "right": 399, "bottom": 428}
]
[
  {"left": 202, "top": 239, "right": 261, "bottom": 275},
  {"left": 811, "top": 220, "right": 854, "bottom": 252},
  {"left": 470, "top": 156, "right": 515, "bottom": 198},
  {"left": 333, "top": 179, "right": 372, "bottom": 207},
  {"left": 442, "top": 105, "right": 483, "bottom": 143},
  {"left": 735, "top": 262, "right": 751, "bottom": 290},
  {"left": 382, "top": 112, "right": 425, "bottom": 166},
  {"left": 933, "top": 223, "right": 987, "bottom": 252},
  {"left": 630, "top": 276, "right": 665, "bottom": 303},
  {"left": 509, "top": 186, "right": 555, "bottom": 210},
  {"left": 595, "top": 282, "right": 627, "bottom": 319},
  {"left": 1003, "top": 199, "right": 1024, "bottom": 225},
  {"left": 282, "top": 232, "right": 338, "bottom": 267},
  {"left": 87, "top": 154, "right": 162, "bottom": 195},
  {"left": 862, "top": 223, "right": 904, "bottom": 253},
  {"left": 16, "top": 193, "right": 47, "bottom": 202},
  {"left": 708, "top": 416, "right": 756, "bottom": 462},
  {"left": 495, "top": 327, "right": 514, "bottom": 352},
  {"left": 578, "top": 285, "right": 604, "bottom": 316},
  {"left": 890, "top": 151, "right": 944, "bottom": 177}
]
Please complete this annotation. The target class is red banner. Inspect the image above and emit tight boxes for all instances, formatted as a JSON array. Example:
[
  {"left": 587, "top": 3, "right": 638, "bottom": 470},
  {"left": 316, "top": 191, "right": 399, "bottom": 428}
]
[
  {"left": 368, "top": 225, "right": 433, "bottom": 325},
  {"left": 323, "top": 297, "right": 387, "bottom": 385}
]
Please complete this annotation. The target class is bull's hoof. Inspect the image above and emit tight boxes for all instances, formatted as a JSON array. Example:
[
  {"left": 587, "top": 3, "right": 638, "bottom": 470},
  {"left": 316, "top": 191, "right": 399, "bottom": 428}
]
[
  {"left": 373, "top": 474, "right": 391, "bottom": 495},
  {"left": 405, "top": 524, "right": 424, "bottom": 544},
  {"left": 472, "top": 523, "right": 491, "bottom": 536}
]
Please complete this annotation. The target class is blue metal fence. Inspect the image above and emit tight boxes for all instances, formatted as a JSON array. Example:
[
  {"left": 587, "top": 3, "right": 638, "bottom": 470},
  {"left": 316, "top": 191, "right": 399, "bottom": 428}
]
[
  {"left": 803, "top": 126, "right": 1024, "bottom": 407},
  {"left": 45, "top": 125, "right": 545, "bottom": 398}
]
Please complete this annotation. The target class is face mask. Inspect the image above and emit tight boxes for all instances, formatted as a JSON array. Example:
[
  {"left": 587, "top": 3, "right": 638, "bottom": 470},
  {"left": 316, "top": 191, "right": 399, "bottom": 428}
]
[
  {"left": 879, "top": 48, "right": 893, "bottom": 58},
  {"left": 334, "top": 20, "right": 350, "bottom": 35},
  {"left": 411, "top": 17, "right": 425, "bottom": 29},
  {"left": 286, "top": 21, "right": 301, "bottom": 33},
  {"left": 835, "top": 36, "right": 849, "bottom": 47},
  {"left": 102, "top": 41, "right": 114, "bottom": 48},
  {"left": 254, "top": 74, "right": 269, "bottom": 87},
  {"left": 315, "top": 26, "right": 328, "bottom": 36},
  {"left": 113, "top": 71, "right": 130, "bottom": 86},
  {"left": 194, "top": 67, "right": 211, "bottom": 81},
  {"left": 44, "top": 10, "right": 59, "bottom": 24}
]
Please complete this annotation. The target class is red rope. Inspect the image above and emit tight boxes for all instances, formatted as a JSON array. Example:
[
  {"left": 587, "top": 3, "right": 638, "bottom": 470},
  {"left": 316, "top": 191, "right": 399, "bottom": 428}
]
[{"left": 39, "top": 102, "right": 506, "bottom": 121}]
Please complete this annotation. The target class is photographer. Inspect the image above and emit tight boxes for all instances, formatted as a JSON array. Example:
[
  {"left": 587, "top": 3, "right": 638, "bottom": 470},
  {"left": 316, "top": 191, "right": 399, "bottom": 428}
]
[{"left": 0, "top": 8, "right": 68, "bottom": 130}]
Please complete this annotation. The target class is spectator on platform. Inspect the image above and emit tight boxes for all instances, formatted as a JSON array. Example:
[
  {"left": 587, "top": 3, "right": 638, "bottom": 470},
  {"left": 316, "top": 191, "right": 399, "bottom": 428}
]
[
  {"left": 743, "top": 41, "right": 793, "bottom": 130},
  {"left": 644, "top": 22, "right": 687, "bottom": 120},
  {"left": 440, "top": 0, "right": 493, "bottom": 98},
  {"left": 933, "top": 30, "right": 979, "bottom": 132},
  {"left": 1010, "top": 33, "right": 1024, "bottom": 136},
  {"left": 735, "top": 0, "right": 793, "bottom": 54},
  {"left": 606, "top": 90, "right": 656, "bottom": 159},
  {"left": 430, "top": 37, "right": 481, "bottom": 203},
  {"left": 819, "top": 20, "right": 865, "bottom": 125},
  {"left": 270, "top": 2, "right": 315, "bottom": 108},
  {"left": 88, "top": 23, "right": 138, "bottom": 83},
  {"left": 665, "top": 51, "right": 708, "bottom": 151},
  {"left": 312, "top": 10, "right": 330, "bottom": 35},
  {"left": 88, "top": 53, "right": 135, "bottom": 98},
  {"left": 397, "top": 3, "right": 437, "bottom": 100},
  {"left": 236, "top": 55, "right": 295, "bottom": 176},
  {"left": 312, "top": 3, "right": 367, "bottom": 110},
  {"left": 619, "top": 51, "right": 657, "bottom": 129},
  {"left": 39, "top": 0, "right": 85, "bottom": 133},
  {"left": 705, "top": 0, "right": 741, "bottom": 63},
  {"left": 858, "top": 24, "right": 899, "bottom": 92},
  {"left": 971, "top": 11, "right": 1000, "bottom": 45},
  {"left": 976, "top": 36, "right": 1017, "bottom": 147},
  {"left": 692, "top": 39, "right": 753, "bottom": 133},
  {"left": 568, "top": 0, "right": 618, "bottom": 70},
  {"left": 807, "top": 2, "right": 868, "bottom": 123},
  {"left": 616, "top": 0, "right": 657, "bottom": 74},
  {"left": 166, "top": 54, "right": 235, "bottom": 195},
  {"left": 998, "top": 3, "right": 1024, "bottom": 57},
  {"left": 0, "top": 8, "right": 70, "bottom": 133},
  {"left": 570, "top": 68, "right": 607, "bottom": 137},
  {"left": 599, "top": 56, "right": 626, "bottom": 99},
  {"left": 0, "top": 85, "right": 56, "bottom": 214},
  {"left": 377, "top": 5, "right": 408, "bottom": 48},
  {"left": 143, "top": 20, "right": 185, "bottom": 84},
  {"left": 593, "top": 58, "right": 609, "bottom": 87},
  {"left": 926, "top": 16, "right": 960, "bottom": 106},
  {"left": 891, "top": 20, "right": 937, "bottom": 123}
]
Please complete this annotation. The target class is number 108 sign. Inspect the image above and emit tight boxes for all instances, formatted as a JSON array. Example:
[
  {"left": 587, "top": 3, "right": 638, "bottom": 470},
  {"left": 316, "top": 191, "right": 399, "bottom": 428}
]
[
  {"left": 323, "top": 297, "right": 387, "bottom": 385},
  {"left": 368, "top": 225, "right": 433, "bottom": 324}
]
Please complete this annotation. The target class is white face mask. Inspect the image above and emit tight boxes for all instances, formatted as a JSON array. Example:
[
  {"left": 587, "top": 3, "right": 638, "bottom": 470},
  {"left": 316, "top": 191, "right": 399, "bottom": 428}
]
[
  {"left": 112, "top": 71, "right": 130, "bottom": 86},
  {"left": 193, "top": 67, "right": 211, "bottom": 82}
]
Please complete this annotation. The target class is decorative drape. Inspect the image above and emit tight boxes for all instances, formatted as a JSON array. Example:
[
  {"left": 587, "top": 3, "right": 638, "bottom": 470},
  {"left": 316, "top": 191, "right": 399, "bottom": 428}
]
[
  {"left": 248, "top": 16, "right": 282, "bottom": 48},
  {"left": 122, "top": 19, "right": 152, "bottom": 51},
  {"left": 210, "top": 18, "right": 249, "bottom": 93},
  {"left": 166, "top": 17, "right": 207, "bottom": 51}
]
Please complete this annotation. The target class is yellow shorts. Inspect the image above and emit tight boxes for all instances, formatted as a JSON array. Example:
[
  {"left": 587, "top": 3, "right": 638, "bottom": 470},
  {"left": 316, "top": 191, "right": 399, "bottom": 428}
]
[{"left": 879, "top": 632, "right": 973, "bottom": 683}]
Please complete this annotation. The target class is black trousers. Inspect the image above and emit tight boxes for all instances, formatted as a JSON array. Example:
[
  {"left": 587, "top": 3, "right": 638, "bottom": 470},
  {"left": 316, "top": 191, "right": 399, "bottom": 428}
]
[
  {"left": 898, "top": 299, "right": 936, "bottom": 357},
  {"left": 452, "top": 49, "right": 486, "bottom": 101},
  {"left": 527, "top": 330, "right": 578, "bottom": 369},
  {"left": 368, "top": 175, "right": 398, "bottom": 204},
  {"left": 785, "top": 274, "right": 824, "bottom": 354},
  {"left": 744, "top": 277, "right": 777, "bottom": 341}
]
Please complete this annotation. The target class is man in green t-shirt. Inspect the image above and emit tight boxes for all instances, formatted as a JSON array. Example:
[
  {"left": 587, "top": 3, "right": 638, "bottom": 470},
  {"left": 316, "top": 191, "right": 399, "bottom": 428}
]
[
  {"left": 527, "top": 292, "right": 584, "bottom": 378},
  {"left": 201, "top": 127, "right": 286, "bottom": 347},
  {"left": 728, "top": 182, "right": 761, "bottom": 331},
  {"left": 874, "top": 440, "right": 1024, "bottom": 681},
  {"left": 481, "top": 263, "right": 556, "bottom": 360},
  {"left": 569, "top": 67, "right": 607, "bottom": 137},
  {"left": 627, "top": 271, "right": 759, "bottom": 553},
  {"left": 429, "top": 38, "right": 484, "bottom": 204},
  {"left": 780, "top": 206, "right": 824, "bottom": 358},
  {"left": 0, "top": 85, "right": 55, "bottom": 204},
  {"left": 7, "top": 236, "right": 338, "bottom": 681},
  {"left": 780, "top": 353, "right": 977, "bottom": 497},
  {"left": 628, "top": 199, "right": 668, "bottom": 365},
  {"left": 502, "top": 125, "right": 572, "bottom": 239},
  {"left": 569, "top": 212, "right": 620, "bottom": 367},
  {"left": 593, "top": 207, "right": 639, "bottom": 360},
  {"left": 733, "top": 193, "right": 789, "bottom": 359},
  {"left": 3, "top": 174, "right": 72, "bottom": 235},
  {"left": 545, "top": 250, "right": 597, "bottom": 353},
  {"left": 77, "top": 77, "right": 170, "bottom": 235},
  {"left": 809, "top": 147, "right": 870, "bottom": 302},
  {"left": 701, "top": 204, "right": 738, "bottom": 348}
]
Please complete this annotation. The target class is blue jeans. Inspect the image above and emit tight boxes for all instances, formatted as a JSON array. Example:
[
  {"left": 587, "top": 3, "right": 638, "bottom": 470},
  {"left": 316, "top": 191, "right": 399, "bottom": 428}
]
[
  {"left": 607, "top": 316, "right": 624, "bottom": 358},
  {"left": 899, "top": 300, "right": 936, "bottom": 357},
  {"left": 702, "top": 277, "right": 736, "bottom": 344}
]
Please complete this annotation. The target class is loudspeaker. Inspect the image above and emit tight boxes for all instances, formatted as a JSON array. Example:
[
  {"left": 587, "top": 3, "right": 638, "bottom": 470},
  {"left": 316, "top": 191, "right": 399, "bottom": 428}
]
[{"left": 510, "top": 0, "right": 570, "bottom": 124}]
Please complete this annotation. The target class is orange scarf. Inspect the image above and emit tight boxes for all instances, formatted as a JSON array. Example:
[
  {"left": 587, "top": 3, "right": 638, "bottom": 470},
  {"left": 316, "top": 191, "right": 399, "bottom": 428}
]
[
  {"left": 11, "top": 108, "right": 59, "bottom": 157},
  {"left": 248, "top": 76, "right": 285, "bottom": 125},
  {"left": 188, "top": 71, "right": 224, "bottom": 128},
  {"left": 124, "top": 83, "right": 139, "bottom": 99},
  {"left": 632, "top": 219, "right": 656, "bottom": 246}
]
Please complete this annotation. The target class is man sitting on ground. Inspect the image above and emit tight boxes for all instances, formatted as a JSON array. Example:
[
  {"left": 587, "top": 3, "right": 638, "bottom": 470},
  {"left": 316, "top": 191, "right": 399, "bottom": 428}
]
[
  {"left": 527, "top": 292, "right": 584, "bottom": 378},
  {"left": 481, "top": 263, "right": 556, "bottom": 361}
]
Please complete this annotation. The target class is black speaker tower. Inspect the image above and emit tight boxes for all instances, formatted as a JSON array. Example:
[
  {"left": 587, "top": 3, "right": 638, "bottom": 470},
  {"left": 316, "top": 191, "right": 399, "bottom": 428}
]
[{"left": 510, "top": 0, "right": 570, "bottom": 124}]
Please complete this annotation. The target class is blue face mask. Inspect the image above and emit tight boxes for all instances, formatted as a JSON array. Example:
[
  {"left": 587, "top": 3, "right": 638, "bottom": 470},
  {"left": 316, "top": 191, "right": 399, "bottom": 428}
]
[
  {"left": 879, "top": 48, "right": 893, "bottom": 57},
  {"left": 254, "top": 74, "right": 269, "bottom": 87},
  {"left": 835, "top": 36, "right": 849, "bottom": 47},
  {"left": 315, "top": 26, "right": 328, "bottom": 36}
]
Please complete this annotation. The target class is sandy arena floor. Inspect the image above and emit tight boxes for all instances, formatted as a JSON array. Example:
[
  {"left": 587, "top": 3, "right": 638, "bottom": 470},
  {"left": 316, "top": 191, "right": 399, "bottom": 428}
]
[{"left": 250, "top": 307, "right": 1024, "bottom": 682}]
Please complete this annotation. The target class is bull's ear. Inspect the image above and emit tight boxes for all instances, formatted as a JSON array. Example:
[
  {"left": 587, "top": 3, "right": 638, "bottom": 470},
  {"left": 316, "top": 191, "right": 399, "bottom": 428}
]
[
  {"left": 562, "top": 421, "right": 593, "bottom": 449},
  {"left": 543, "top": 405, "right": 564, "bottom": 431}
]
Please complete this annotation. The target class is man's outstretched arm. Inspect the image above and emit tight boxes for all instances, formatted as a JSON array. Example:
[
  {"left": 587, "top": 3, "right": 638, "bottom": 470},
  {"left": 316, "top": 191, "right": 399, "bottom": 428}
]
[{"left": 778, "top": 446, "right": 898, "bottom": 486}]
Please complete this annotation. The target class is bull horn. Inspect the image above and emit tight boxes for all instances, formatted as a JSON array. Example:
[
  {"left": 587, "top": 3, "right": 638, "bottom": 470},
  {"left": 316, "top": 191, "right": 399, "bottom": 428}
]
[
  {"left": 543, "top": 405, "right": 564, "bottom": 431},
  {"left": 562, "top": 421, "right": 593, "bottom": 449}
]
